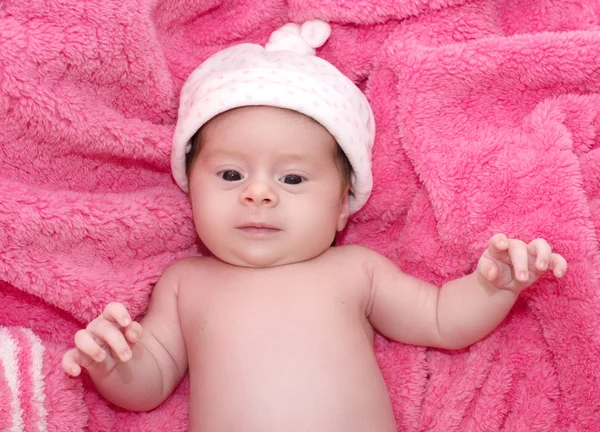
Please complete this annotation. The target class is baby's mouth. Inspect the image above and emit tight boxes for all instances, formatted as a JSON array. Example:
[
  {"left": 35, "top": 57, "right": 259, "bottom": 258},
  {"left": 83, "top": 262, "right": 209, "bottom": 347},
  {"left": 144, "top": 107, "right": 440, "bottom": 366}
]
[{"left": 236, "top": 223, "right": 281, "bottom": 234}]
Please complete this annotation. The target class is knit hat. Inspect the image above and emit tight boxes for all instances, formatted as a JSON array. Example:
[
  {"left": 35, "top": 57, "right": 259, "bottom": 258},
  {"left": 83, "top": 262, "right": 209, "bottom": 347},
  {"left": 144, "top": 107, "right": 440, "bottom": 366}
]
[{"left": 172, "top": 19, "right": 375, "bottom": 213}]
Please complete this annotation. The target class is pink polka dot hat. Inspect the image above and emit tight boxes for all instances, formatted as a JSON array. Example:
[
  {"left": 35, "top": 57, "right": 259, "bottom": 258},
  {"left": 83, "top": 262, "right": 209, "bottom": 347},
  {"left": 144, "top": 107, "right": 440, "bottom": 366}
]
[{"left": 172, "top": 19, "right": 375, "bottom": 214}]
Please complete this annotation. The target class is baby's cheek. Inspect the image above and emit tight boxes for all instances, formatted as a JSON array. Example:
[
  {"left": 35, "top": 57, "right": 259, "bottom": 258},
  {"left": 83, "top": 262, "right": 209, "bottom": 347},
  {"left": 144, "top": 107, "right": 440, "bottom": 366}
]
[{"left": 192, "top": 209, "right": 214, "bottom": 240}]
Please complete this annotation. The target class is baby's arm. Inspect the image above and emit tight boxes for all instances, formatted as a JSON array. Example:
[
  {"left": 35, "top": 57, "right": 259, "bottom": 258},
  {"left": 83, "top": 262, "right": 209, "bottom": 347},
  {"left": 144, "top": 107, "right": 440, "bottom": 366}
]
[
  {"left": 61, "top": 263, "right": 188, "bottom": 411},
  {"left": 365, "top": 234, "right": 567, "bottom": 349}
]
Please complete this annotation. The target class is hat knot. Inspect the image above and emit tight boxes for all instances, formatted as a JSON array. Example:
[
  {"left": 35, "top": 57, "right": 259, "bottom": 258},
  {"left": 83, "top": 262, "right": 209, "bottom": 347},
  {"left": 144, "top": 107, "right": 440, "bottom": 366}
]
[{"left": 265, "top": 20, "right": 331, "bottom": 56}]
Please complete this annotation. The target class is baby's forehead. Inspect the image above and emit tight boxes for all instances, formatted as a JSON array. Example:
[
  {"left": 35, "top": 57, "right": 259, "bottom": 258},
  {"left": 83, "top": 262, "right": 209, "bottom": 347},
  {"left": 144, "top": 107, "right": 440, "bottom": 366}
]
[
  {"left": 206, "top": 106, "right": 321, "bottom": 128},
  {"left": 202, "top": 107, "right": 333, "bottom": 142}
]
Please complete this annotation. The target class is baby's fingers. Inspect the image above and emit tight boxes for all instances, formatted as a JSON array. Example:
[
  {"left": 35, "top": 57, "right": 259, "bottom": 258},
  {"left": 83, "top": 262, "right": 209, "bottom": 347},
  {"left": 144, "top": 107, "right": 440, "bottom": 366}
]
[
  {"left": 74, "top": 329, "right": 108, "bottom": 363},
  {"left": 479, "top": 257, "right": 500, "bottom": 283},
  {"left": 549, "top": 253, "right": 568, "bottom": 278},
  {"left": 527, "top": 238, "right": 552, "bottom": 272},
  {"left": 62, "top": 348, "right": 86, "bottom": 376},
  {"left": 123, "top": 321, "right": 143, "bottom": 345},
  {"left": 87, "top": 320, "right": 133, "bottom": 362},
  {"left": 102, "top": 302, "right": 132, "bottom": 328},
  {"left": 507, "top": 239, "right": 529, "bottom": 282},
  {"left": 488, "top": 234, "right": 510, "bottom": 258}
]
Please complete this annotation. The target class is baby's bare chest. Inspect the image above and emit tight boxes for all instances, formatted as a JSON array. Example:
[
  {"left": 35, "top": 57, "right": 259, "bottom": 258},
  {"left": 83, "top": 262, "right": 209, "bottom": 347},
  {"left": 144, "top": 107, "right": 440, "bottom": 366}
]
[
  {"left": 178, "top": 264, "right": 395, "bottom": 431},
  {"left": 178, "top": 264, "right": 372, "bottom": 346}
]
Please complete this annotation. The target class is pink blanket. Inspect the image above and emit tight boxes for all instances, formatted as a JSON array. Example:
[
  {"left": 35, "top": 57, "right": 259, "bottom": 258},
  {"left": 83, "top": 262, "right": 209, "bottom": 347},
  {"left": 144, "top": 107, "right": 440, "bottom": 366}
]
[{"left": 1, "top": 0, "right": 599, "bottom": 430}]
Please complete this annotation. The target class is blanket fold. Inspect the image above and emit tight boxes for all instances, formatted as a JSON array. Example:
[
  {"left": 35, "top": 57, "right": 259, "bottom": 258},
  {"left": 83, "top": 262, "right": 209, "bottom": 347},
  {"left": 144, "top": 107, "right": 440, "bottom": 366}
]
[
  {"left": 1, "top": 0, "right": 599, "bottom": 430},
  {"left": 362, "top": 19, "right": 600, "bottom": 431}
]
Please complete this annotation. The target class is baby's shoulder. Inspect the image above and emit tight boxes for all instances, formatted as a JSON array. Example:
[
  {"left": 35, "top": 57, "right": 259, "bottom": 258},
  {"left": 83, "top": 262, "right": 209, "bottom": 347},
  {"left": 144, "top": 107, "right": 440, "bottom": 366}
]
[
  {"left": 168, "top": 255, "right": 215, "bottom": 269},
  {"left": 328, "top": 243, "right": 379, "bottom": 258},
  {"left": 325, "top": 244, "right": 384, "bottom": 272},
  {"left": 157, "top": 255, "right": 218, "bottom": 286},
  {"left": 321, "top": 245, "right": 391, "bottom": 298}
]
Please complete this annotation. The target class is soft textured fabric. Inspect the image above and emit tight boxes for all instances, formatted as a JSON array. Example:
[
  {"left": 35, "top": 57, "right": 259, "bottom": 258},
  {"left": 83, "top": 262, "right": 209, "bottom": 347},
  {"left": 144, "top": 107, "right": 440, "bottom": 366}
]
[
  {"left": 172, "top": 19, "right": 375, "bottom": 213},
  {"left": 1, "top": 0, "right": 599, "bottom": 431}
]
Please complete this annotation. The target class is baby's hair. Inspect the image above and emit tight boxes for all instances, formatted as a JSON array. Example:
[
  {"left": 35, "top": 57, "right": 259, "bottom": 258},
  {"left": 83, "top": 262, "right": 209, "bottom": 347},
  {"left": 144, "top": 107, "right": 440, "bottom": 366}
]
[
  {"left": 334, "top": 143, "right": 354, "bottom": 197},
  {"left": 185, "top": 125, "right": 354, "bottom": 197},
  {"left": 185, "top": 128, "right": 203, "bottom": 178}
]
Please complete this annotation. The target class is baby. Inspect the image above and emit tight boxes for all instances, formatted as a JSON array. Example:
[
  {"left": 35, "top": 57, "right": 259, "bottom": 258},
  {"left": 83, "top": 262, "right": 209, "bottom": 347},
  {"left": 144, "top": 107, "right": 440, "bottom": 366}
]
[{"left": 62, "top": 20, "right": 567, "bottom": 431}]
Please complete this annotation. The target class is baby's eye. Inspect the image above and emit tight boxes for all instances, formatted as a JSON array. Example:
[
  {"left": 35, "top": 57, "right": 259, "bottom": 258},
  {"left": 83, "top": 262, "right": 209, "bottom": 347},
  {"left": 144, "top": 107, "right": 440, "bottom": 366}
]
[
  {"left": 280, "top": 174, "right": 304, "bottom": 185},
  {"left": 220, "top": 170, "right": 243, "bottom": 181}
]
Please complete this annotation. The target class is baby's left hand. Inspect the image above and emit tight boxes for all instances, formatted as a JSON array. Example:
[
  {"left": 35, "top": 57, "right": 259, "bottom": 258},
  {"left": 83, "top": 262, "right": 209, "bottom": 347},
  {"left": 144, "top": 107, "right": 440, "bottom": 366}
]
[{"left": 478, "top": 234, "right": 568, "bottom": 292}]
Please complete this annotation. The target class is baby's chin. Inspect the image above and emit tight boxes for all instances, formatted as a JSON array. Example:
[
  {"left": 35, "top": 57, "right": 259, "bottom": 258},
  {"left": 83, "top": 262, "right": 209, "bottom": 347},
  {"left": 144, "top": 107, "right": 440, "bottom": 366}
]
[{"left": 211, "top": 247, "right": 324, "bottom": 268}]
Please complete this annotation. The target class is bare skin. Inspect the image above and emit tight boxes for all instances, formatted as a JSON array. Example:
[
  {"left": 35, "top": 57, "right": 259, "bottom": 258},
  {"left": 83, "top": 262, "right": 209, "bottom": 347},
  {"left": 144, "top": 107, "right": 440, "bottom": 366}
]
[{"left": 62, "top": 107, "right": 568, "bottom": 431}]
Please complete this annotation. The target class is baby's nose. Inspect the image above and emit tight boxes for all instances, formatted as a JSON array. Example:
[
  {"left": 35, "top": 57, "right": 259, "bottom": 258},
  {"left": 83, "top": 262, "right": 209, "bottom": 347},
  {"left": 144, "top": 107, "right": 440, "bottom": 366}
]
[{"left": 240, "top": 179, "right": 279, "bottom": 207}]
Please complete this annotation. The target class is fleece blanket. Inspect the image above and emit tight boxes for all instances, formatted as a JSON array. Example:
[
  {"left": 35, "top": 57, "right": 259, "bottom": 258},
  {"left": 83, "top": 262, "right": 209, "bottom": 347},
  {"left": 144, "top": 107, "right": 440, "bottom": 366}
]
[{"left": 1, "top": 0, "right": 599, "bottom": 430}]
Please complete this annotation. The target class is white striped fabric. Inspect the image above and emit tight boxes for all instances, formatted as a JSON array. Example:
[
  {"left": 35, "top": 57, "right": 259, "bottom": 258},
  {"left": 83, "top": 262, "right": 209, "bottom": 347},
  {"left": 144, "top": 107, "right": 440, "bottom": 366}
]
[{"left": 0, "top": 327, "right": 47, "bottom": 432}]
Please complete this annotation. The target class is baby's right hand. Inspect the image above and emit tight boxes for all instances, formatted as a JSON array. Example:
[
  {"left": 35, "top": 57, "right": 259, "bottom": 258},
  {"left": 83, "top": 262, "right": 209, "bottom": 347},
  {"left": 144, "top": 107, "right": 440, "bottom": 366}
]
[{"left": 62, "top": 302, "right": 143, "bottom": 377}]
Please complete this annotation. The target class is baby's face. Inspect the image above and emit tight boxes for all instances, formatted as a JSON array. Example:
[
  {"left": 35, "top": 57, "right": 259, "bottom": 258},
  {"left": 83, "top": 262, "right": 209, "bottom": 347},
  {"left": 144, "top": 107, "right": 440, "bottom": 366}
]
[{"left": 188, "top": 106, "right": 350, "bottom": 267}]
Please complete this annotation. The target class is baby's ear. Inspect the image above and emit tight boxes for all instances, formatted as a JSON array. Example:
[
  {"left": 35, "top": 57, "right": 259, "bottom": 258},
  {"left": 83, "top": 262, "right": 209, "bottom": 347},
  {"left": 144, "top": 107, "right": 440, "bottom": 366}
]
[{"left": 337, "top": 193, "right": 350, "bottom": 232}]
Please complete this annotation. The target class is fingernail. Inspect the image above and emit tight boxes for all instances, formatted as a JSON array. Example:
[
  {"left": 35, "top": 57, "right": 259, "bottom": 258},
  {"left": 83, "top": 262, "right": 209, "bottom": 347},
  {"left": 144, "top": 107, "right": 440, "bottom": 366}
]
[
  {"left": 71, "top": 367, "right": 79, "bottom": 376},
  {"left": 122, "top": 316, "right": 131, "bottom": 326},
  {"left": 96, "top": 352, "right": 106, "bottom": 362},
  {"left": 122, "top": 350, "right": 132, "bottom": 361},
  {"left": 539, "top": 260, "right": 548, "bottom": 270},
  {"left": 519, "top": 271, "right": 528, "bottom": 281}
]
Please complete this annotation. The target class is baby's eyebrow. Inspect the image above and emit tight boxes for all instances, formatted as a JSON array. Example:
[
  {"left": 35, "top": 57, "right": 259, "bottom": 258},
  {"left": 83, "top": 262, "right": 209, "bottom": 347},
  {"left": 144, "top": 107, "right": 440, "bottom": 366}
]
[
  {"left": 277, "top": 153, "right": 315, "bottom": 163},
  {"left": 202, "top": 149, "right": 240, "bottom": 161}
]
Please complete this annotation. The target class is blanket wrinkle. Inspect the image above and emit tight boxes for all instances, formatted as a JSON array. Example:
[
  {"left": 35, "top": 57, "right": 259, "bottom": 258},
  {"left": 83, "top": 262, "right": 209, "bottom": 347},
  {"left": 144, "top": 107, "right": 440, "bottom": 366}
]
[
  {"left": 1, "top": 0, "right": 599, "bottom": 430},
  {"left": 288, "top": 0, "right": 469, "bottom": 24}
]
